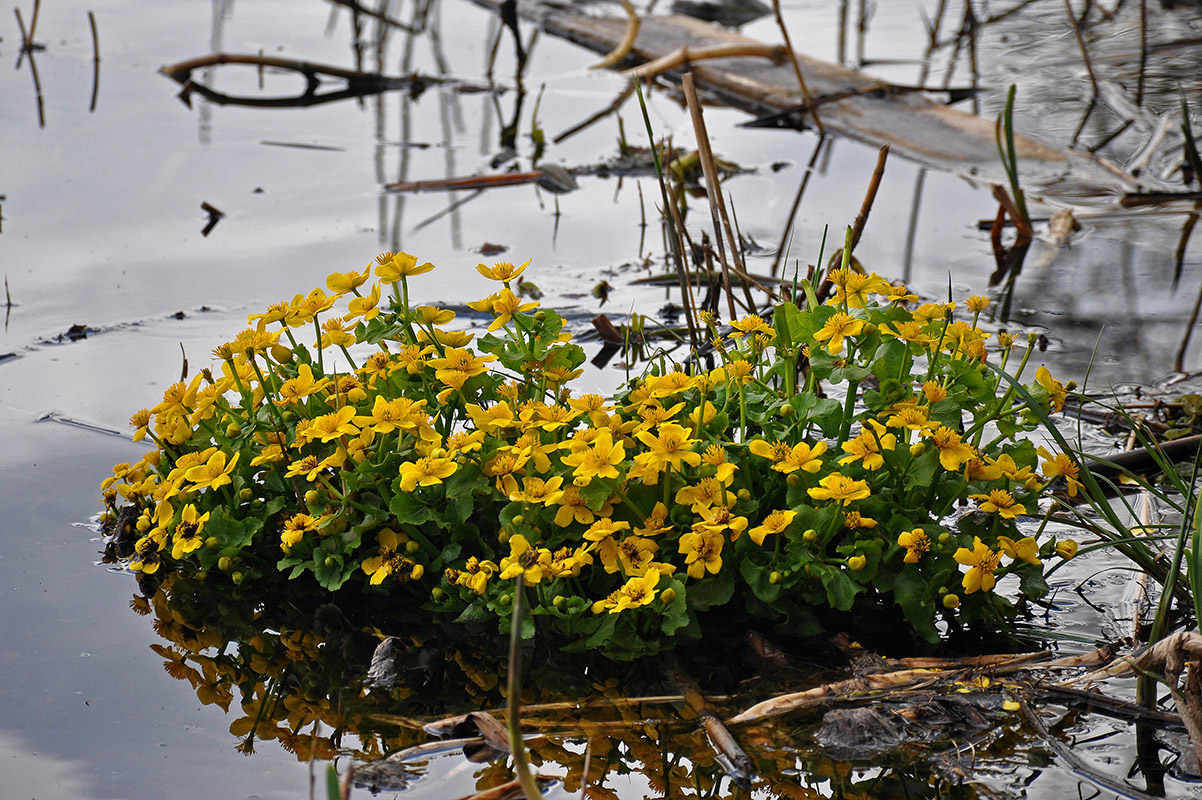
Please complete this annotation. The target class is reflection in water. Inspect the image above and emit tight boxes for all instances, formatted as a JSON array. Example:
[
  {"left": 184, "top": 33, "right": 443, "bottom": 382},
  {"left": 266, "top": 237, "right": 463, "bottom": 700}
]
[{"left": 130, "top": 569, "right": 1034, "bottom": 798}]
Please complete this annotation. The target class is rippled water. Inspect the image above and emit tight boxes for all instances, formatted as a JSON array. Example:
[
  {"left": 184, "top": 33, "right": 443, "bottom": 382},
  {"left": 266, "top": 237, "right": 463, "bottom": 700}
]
[{"left": 3, "top": 1, "right": 1202, "bottom": 797}]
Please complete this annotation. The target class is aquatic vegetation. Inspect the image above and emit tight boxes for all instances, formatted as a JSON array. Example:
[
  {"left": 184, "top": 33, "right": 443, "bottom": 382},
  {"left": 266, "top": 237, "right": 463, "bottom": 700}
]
[{"left": 100, "top": 252, "right": 1079, "bottom": 657}]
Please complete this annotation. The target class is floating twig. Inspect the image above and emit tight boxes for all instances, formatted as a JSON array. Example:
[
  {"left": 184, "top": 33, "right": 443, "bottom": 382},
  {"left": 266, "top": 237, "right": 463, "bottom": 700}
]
[
  {"left": 622, "top": 43, "right": 784, "bottom": 81},
  {"left": 88, "top": 10, "right": 100, "bottom": 112},
  {"left": 201, "top": 202, "right": 224, "bottom": 237}
]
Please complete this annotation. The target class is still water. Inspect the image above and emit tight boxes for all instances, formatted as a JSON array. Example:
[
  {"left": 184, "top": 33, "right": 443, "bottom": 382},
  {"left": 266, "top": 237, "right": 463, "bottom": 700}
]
[{"left": 2, "top": 1, "right": 1201, "bottom": 798}]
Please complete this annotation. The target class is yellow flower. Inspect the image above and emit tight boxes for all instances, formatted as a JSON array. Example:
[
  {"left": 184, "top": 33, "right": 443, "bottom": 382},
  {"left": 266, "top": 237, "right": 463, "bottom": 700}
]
[
  {"left": 965, "top": 295, "right": 990, "bottom": 313},
  {"left": 885, "top": 405, "right": 935, "bottom": 436},
  {"left": 376, "top": 252, "right": 434, "bottom": 282},
  {"left": 897, "top": 529, "right": 930, "bottom": 563},
  {"left": 583, "top": 518, "right": 631, "bottom": 542},
  {"left": 883, "top": 284, "right": 919, "bottom": 305},
  {"left": 615, "top": 536, "right": 659, "bottom": 575},
  {"left": 354, "top": 396, "right": 427, "bottom": 434},
  {"left": 318, "top": 316, "right": 356, "bottom": 349},
  {"left": 285, "top": 288, "right": 337, "bottom": 327},
  {"left": 807, "top": 473, "right": 871, "bottom": 505},
  {"left": 998, "top": 535, "right": 1041, "bottom": 566},
  {"left": 921, "top": 381, "right": 948, "bottom": 404},
  {"left": 635, "top": 502, "right": 673, "bottom": 537},
  {"left": 748, "top": 509, "right": 796, "bottom": 546},
  {"left": 129, "top": 536, "right": 163, "bottom": 574},
  {"left": 879, "top": 319, "right": 936, "bottom": 348},
  {"left": 480, "top": 288, "right": 538, "bottom": 331},
  {"left": 552, "top": 485, "right": 611, "bottom": 527},
  {"left": 971, "top": 489, "right": 1026, "bottom": 519},
  {"left": 953, "top": 537, "right": 1001, "bottom": 594},
  {"left": 170, "top": 504, "right": 210, "bottom": 560},
  {"left": 398, "top": 454, "right": 458, "bottom": 492},
  {"left": 634, "top": 422, "right": 702, "bottom": 474},
  {"left": 927, "top": 425, "right": 977, "bottom": 471},
  {"left": 729, "top": 313, "right": 773, "bottom": 338},
  {"left": 509, "top": 475, "right": 564, "bottom": 506},
  {"left": 1038, "top": 446, "right": 1082, "bottom": 497},
  {"left": 345, "top": 281, "right": 382, "bottom": 321},
  {"left": 674, "top": 477, "right": 729, "bottom": 513},
  {"left": 591, "top": 570, "right": 661, "bottom": 614},
  {"left": 285, "top": 455, "right": 325, "bottom": 483},
  {"left": 278, "top": 364, "right": 330, "bottom": 404},
  {"left": 839, "top": 420, "right": 895, "bottom": 471},
  {"left": 361, "top": 528, "right": 421, "bottom": 584},
  {"left": 1055, "top": 539, "right": 1079, "bottom": 559},
  {"left": 427, "top": 347, "right": 495, "bottom": 387},
  {"left": 560, "top": 429, "right": 625, "bottom": 486},
  {"left": 827, "top": 268, "right": 891, "bottom": 308},
  {"left": 678, "top": 530, "right": 724, "bottom": 579},
  {"left": 476, "top": 259, "right": 530, "bottom": 283},
  {"left": 1035, "top": 366, "right": 1067, "bottom": 413},
  {"left": 280, "top": 512, "right": 324, "bottom": 553},
  {"left": 183, "top": 451, "right": 240, "bottom": 492},
  {"left": 129, "top": 409, "right": 152, "bottom": 442},
  {"left": 749, "top": 438, "right": 827, "bottom": 474},
  {"left": 498, "top": 534, "right": 553, "bottom": 585},
  {"left": 300, "top": 406, "right": 359, "bottom": 443},
  {"left": 693, "top": 504, "right": 749, "bottom": 542},
  {"left": 326, "top": 267, "right": 370, "bottom": 295},
  {"left": 844, "top": 511, "right": 877, "bottom": 529},
  {"left": 812, "top": 312, "right": 864, "bottom": 354}
]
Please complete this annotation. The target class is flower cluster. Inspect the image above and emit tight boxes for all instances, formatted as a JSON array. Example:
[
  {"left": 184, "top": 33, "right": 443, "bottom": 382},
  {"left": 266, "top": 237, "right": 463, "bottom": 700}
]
[{"left": 100, "top": 253, "right": 1079, "bottom": 655}]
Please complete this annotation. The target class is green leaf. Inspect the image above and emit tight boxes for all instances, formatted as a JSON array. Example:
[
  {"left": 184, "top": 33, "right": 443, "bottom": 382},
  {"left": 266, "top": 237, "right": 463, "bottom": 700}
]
[
  {"left": 659, "top": 579, "right": 691, "bottom": 635},
  {"left": 814, "top": 564, "right": 860, "bottom": 611},
  {"left": 389, "top": 490, "right": 435, "bottom": 526},
  {"left": 1017, "top": 565, "right": 1049, "bottom": 600},
  {"left": 740, "top": 556, "right": 782, "bottom": 605},
  {"left": 893, "top": 567, "right": 938, "bottom": 642},
  {"left": 687, "top": 567, "right": 735, "bottom": 611}
]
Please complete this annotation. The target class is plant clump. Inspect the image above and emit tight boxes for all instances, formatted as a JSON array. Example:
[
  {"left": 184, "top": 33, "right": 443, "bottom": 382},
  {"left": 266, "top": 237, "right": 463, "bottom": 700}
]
[{"left": 100, "top": 251, "right": 1079, "bottom": 657}]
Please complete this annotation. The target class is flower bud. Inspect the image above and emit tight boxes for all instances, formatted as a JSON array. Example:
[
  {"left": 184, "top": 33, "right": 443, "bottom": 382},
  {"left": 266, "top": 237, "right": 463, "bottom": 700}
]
[
  {"left": 787, "top": 474, "right": 801, "bottom": 487},
  {"left": 225, "top": 422, "right": 242, "bottom": 438},
  {"left": 240, "top": 488, "right": 254, "bottom": 501},
  {"left": 803, "top": 529, "right": 818, "bottom": 543},
  {"left": 218, "top": 556, "right": 234, "bottom": 572},
  {"left": 431, "top": 587, "right": 446, "bottom": 601},
  {"left": 737, "top": 488, "right": 751, "bottom": 502},
  {"left": 405, "top": 540, "right": 421, "bottom": 555},
  {"left": 660, "top": 587, "right": 677, "bottom": 605},
  {"left": 910, "top": 442, "right": 926, "bottom": 457},
  {"left": 410, "top": 564, "right": 425, "bottom": 580},
  {"left": 1055, "top": 539, "right": 1079, "bottom": 559},
  {"left": 847, "top": 555, "right": 866, "bottom": 572},
  {"left": 769, "top": 571, "right": 782, "bottom": 584},
  {"left": 942, "top": 593, "right": 960, "bottom": 609}
]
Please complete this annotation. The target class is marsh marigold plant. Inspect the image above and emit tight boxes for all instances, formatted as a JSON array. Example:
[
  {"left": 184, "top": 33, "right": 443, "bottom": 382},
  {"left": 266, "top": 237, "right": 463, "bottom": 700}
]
[{"left": 100, "top": 252, "right": 1079, "bottom": 656}]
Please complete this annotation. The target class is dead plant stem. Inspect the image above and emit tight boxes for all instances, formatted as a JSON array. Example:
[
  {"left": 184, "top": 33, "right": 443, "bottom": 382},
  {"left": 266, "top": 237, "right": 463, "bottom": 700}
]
[
  {"left": 682, "top": 72, "right": 754, "bottom": 316},
  {"left": 770, "top": 0, "right": 824, "bottom": 136}
]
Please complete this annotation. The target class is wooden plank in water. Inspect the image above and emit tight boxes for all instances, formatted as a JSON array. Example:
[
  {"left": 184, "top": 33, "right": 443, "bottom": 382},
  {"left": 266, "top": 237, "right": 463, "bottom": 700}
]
[{"left": 468, "top": 0, "right": 1140, "bottom": 206}]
